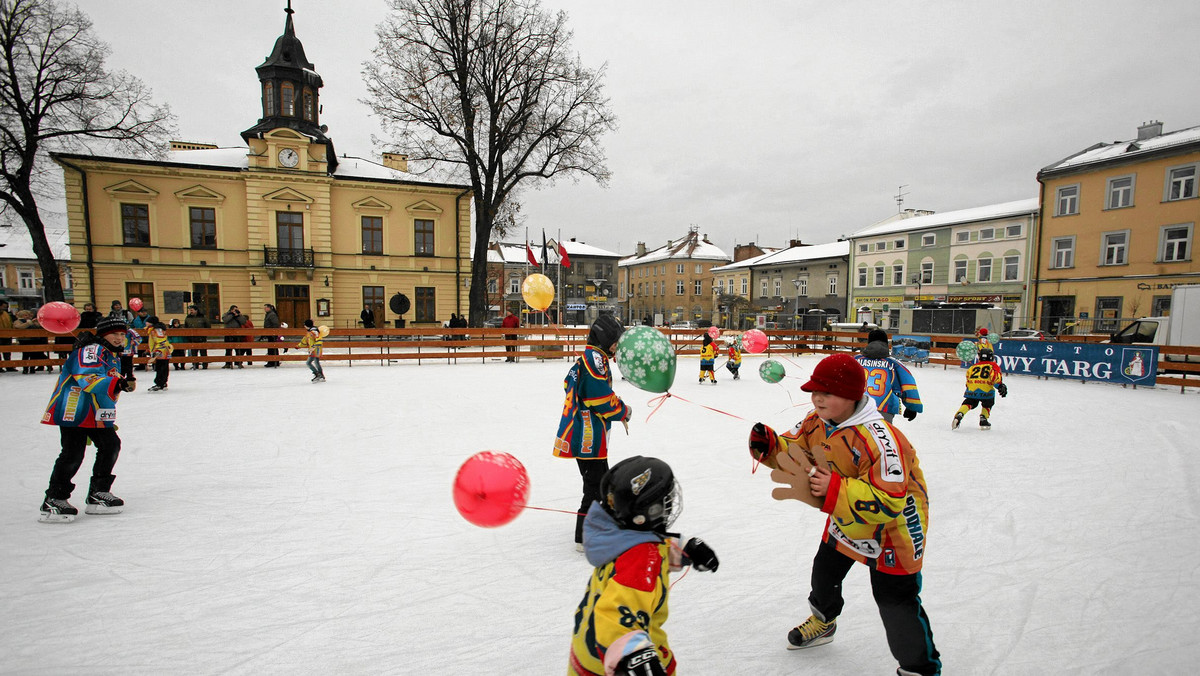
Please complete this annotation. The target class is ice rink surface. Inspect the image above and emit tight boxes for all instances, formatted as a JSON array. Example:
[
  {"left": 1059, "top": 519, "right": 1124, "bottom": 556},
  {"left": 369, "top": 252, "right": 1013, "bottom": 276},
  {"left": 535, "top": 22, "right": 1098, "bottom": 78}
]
[{"left": 3, "top": 353, "right": 1198, "bottom": 674}]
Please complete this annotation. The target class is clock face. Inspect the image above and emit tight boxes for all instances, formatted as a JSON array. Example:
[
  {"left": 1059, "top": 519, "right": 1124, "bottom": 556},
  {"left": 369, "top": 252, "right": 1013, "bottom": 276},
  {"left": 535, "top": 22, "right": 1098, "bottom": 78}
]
[{"left": 278, "top": 148, "right": 299, "bottom": 168}]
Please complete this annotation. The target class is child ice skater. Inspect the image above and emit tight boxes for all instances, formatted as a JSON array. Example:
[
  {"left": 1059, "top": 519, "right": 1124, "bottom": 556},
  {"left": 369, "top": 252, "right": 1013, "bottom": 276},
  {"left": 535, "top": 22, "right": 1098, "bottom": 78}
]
[
  {"left": 953, "top": 347, "right": 1006, "bottom": 430},
  {"left": 146, "top": 316, "right": 171, "bottom": 391},
  {"left": 554, "top": 315, "right": 630, "bottom": 551},
  {"left": 855, "top": 329, "right": 922, "bottom": 423},
  {"left": 568, "top": 456, "right": 719, "bottom": 676},
  {"left": 39, "top": 316, "right": 137, "bottom": 522},
  {"left": 699, "top": 333, "right": 717, "bottom": 384},
  {"left": 119, "top": 323, "right": 141, "bottom": 379},
  {"left": 749, "top": 353, "right": 941, "bottom": 675},
  {"left": 297, "top": 319, "right": 325, "bottom": 382},
  {"left": 725, "top": 336, "right": 742, "bottom": 380}
]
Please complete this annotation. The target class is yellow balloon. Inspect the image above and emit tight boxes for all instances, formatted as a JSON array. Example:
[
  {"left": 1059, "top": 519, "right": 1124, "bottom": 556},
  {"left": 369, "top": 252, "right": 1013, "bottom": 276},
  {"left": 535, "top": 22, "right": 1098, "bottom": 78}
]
[{"left": 521, "top": 273, "right": 555, "bottom": 311}]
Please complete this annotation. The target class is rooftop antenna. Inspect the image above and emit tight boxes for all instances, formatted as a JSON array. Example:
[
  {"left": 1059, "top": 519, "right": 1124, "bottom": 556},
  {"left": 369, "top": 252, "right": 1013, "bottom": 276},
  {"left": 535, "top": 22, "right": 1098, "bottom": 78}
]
[{"left": 895, "top": 184, "right": 909, "bottom": 212}]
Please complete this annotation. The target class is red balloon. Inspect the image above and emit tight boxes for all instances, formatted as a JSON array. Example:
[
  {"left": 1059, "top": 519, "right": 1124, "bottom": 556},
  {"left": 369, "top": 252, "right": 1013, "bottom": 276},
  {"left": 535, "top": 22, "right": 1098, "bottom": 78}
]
[
  {"left": 453, "top": 451, "right": 530, "bottom": 528},
  {"left": 706, "top": 326, "right": 720, "bottom": 340},
  {"left": 743, "top": 328, "right": 769, "bottom": 353},
  {"left": 128, "top": 297, "right": 144, "bottom": 311},
  {"left": 37, "top": 301, "right": 80, "bottom": 334}
]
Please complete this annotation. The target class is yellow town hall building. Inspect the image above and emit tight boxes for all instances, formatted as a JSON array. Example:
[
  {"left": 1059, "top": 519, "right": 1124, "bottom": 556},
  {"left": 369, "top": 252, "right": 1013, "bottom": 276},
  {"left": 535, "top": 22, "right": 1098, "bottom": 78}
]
[{"left": 52, "top": 6, "right": 471, "bottom": 329}]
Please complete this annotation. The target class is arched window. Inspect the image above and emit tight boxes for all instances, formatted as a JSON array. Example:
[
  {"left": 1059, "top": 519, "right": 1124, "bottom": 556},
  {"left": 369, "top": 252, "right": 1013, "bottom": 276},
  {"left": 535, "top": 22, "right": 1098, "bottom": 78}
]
[
  {"left": 281, "top": 82, "right": 295, "bottom": 116},
  {"left": 263, "top": 83, "right": 275, "bottom": 116},
  {"left": 303, "top": 89, "right": 314, "bottom": 121}
]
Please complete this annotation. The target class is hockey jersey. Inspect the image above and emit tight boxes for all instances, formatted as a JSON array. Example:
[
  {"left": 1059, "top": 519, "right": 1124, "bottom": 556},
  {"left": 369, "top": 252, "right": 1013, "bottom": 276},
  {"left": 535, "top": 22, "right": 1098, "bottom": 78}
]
[
  {"left": 699, "top": 342, "right": 716, "bottom": 368},
  {"left": 554, "top": 345, "right": 629, "bottom": 460},
  {"left": 855, "top": 350, "right": 923, "bottom": 416},
  {"left": 727, "top": 344, "right": 742, "bottom": 367},
  {"left": 963, "top": 359, "right": 1004, "bottom": 399},
  {"left": 297, "top": 327, "right": 323, "bottom": 355},
  {"left": 776, "top": 398, "right": 931, "bottom": 575},
  {"left": 146, "top": 326, "right": 171, "bottom": 360},
  {"left": 41, "top": 338, "right": 125, "bottom": 429},
  {"left": 569, "top": 503, "right": 678, "bottom": 676},
  {"left": 121, "top": 328, "right": 141, "bottom": 357}
]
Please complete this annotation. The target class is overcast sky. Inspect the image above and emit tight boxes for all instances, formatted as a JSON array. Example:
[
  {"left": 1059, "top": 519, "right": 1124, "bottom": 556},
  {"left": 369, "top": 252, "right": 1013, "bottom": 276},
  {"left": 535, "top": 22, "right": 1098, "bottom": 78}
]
[{"left": 84, "top": 0, "right": 1200, "bottom": 258}]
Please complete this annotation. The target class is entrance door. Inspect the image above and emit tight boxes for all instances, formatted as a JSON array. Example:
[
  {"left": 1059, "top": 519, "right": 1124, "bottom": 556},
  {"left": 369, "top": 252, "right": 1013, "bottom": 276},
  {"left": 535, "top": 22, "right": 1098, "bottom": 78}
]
[
  {"left": 275, "top": 284, "right": 310, "bottom": 328},
  {"left": 1040, "top": 296, "right": 1075, "bottom": 335}
]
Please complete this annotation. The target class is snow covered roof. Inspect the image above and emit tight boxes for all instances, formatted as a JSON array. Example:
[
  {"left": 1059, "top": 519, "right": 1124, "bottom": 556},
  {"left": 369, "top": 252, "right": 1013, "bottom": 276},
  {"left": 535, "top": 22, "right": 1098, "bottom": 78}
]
[
  {"left": 1041, "top": 124, "right": 1200, "bottom": 175},
  {"left": 0, "top": 221, "right": 70, "bottom": 261},
  {"left": 752, "top": 240, "right": 850, "bottom": 266},
  {"left": 619, "top": 231, "right": 730, "bottom": 267},
  {"left": 850, "top": 198, "right": 1040, "bottom": 239},
  {"left": 711, "top": 248, "right": 785, "bottom": 272}
]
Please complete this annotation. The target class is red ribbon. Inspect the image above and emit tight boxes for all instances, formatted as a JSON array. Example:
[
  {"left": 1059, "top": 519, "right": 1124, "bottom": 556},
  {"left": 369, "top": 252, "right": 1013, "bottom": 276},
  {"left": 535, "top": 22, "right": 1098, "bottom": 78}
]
[{"left": 644, "top": 391, "right": 749, "bottom": 423}]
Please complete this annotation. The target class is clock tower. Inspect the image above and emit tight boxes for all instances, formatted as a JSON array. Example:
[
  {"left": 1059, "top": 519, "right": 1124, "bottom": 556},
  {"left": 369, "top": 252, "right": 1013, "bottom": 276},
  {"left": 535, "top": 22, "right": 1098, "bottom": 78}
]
[{"left": 242, "top": 1, "right": 337, "bottom": 171}]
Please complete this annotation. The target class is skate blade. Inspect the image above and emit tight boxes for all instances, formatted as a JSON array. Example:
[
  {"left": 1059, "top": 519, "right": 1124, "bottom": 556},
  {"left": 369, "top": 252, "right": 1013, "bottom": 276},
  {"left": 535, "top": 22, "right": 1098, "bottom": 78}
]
[
  {"left": 39, "top": 513, "right": 76, "bottom": 523},
  {"left": 786, "top": 636, "right": 834, "bottom": 651},
  {"left": 84, "top": 504, "right": 123, "bottom": 515}
]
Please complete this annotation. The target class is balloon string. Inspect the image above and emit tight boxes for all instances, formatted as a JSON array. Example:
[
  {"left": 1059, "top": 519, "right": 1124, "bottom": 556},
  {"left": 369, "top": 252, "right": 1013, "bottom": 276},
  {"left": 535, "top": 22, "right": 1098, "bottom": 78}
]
[
  {"left": 523, "top": 505, "right": 584, "bottom": 516},
  {"left": 668, "top": 538, "right": 690, "bottom": 590},
  {"left": 779, "top": 355, "right": 806, "bottom": 370},
  {"left": 645, "top": 393, "right": 673, "bottom": 422},
  {"left": 663, "top": 392, "right": 748, "bottom": 422}
]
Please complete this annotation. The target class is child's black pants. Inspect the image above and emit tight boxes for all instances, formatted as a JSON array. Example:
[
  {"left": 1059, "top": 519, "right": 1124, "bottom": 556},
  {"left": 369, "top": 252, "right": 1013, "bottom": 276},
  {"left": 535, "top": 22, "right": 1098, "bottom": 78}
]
[{"left": 47, "top": 427, "right": 121, "bottom": 499}]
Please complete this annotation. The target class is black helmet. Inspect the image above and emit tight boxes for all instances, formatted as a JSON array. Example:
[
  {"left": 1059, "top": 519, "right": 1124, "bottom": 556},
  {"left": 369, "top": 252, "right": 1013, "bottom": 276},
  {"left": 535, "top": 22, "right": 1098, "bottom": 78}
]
[
  {"left": 588, "top": 314, "right": 624, "bottom": 354},
  {"left": 977, "top": 348, "right": 994, "bottom": 362},
  {"left": 601, "top": 456, "right": 682, "bottom": 532}
]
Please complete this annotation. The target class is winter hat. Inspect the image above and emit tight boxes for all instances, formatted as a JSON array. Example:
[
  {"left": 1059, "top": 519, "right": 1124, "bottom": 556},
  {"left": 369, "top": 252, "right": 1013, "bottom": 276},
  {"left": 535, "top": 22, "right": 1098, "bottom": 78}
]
[
  {"left": 801, "top": 353, "right": 867, "bottom": 401},
  {"left": 977, "top": 328, "right": 988, "bottom": 336},
  {"left": 867, "top": 329, "right": 889, "bottom": 344},
  {"left": 147, "top": 315, "right": 160, "bottom": 325},
  {"left": 303, "top": 319, "right": 314, "bottom": 329},
  {"left": 587, "top": 314, "right": 625, "bottom": 352},
  {"left": 96, "top": 316, "right": 128, "bottom": 338}
]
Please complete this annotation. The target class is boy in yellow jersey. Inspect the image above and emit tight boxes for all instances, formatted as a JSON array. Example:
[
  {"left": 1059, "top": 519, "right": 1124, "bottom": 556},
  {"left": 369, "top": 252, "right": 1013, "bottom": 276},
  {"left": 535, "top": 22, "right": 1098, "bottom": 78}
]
[
  {"left": 145, "top": 316, "right": 171, "bottom": 392},
  {"left": 698, "top": 333, "right": 717, "bottom": 383},
  {"left": 725, "top": 336, "right": 742, "bottom": 380},
  {"left": 568, "top": 456, "right": 719, "bottom": 676},
  {"left": 953, "top": 348, "right": 1006, "bottom": 430},
  {"left": 297, "top": 319, "right": 325, "bottom": 382},
  {"left": 749, "top": 352, "right": 941, "bottom": 675}
]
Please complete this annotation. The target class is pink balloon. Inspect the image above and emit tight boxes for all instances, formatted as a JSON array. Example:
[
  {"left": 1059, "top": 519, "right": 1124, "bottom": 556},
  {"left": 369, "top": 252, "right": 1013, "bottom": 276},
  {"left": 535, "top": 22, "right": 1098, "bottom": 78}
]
[
  {"left": 453, "top": 451, "right": 530, "bottom": 528},
  {"left": 128, "top": 297, "right": 144, "bottom": 311},
  {"left": 743, "top": 328, "right": 769, "bottom": 353},
  {"left": 37, "top": 301, "right": 80, "bottom": 334},
  {"left": 706, "top": 326, "right": 720, "bottom": 340}
]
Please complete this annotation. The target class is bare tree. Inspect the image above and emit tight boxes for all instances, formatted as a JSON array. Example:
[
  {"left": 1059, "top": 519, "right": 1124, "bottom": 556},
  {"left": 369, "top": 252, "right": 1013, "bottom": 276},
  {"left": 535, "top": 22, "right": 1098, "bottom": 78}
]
[
  {"left": 363, "top": 0, "right": 615, "bottom": 325},
  {"left": 0, "top": 0, "right": 173, "bottom": 302}
]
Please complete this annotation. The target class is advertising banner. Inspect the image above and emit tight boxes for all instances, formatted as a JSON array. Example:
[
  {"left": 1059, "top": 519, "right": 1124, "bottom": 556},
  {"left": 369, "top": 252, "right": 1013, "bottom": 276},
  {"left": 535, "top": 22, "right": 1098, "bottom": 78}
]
[{"left": 993, "top": 340, "right": 1158, "bottom": 386}]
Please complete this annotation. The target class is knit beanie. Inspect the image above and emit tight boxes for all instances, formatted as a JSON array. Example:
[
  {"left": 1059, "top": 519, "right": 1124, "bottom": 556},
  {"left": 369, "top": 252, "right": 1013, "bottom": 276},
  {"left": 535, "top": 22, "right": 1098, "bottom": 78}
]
[
  {"left": 801, "top": 353, "right": 867, "bottom": 401},
  {"left": 96, "top": 316, "right": 128, "bottom": 338},
  {"left": 867, "top": 329, "right": 889, "bottom": 344}
]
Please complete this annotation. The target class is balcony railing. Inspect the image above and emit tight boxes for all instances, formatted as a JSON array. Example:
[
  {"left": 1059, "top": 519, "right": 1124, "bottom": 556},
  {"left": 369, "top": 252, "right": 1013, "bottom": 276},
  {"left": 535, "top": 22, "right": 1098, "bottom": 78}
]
[{"left": 263, "top": 246, "right": 315, "bottom": 268}]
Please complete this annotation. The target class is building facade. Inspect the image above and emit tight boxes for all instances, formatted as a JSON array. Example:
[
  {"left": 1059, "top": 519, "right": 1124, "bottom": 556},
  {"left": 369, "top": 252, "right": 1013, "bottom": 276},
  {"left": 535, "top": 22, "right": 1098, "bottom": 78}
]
[
  {"left": 1035, "top": 120, "right": 1200, "bottom": 334},
  {"left": 51, "top": 7, "right": 471, "bottom": 329},
  {"left": 0, "top": 223, "right": 73, "bottom": 310},
  {"left": 848, "top": 200, "right": 1039, "bottom": 329},
  {"left": 724, "top": 240, "right": 849, "bottom": 329},
  {"left": 618, "top": 229, "right": 730, "bottom": 326},
  {"left": 486, "top": 239, "right": 621, "bottom": 325}
]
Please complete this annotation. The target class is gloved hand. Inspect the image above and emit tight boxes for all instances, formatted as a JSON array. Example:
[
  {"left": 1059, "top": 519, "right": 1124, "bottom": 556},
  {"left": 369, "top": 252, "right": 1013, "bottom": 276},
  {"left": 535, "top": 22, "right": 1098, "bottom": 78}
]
[
  {"left": 903, "top": 408, "right": 918, "bottom": 421},
  {"left": 622, "top": 403, "right": 633, "bottom": 422},
  {"left": 606, "top": 631, "right": 666, "bottom": 676},
  {"left": 683, "top": 537, "right": 719, "bottom": 572},
  {"left": 119, "top": 377, "right": 136, "bottom": 393},
  {"left": 749, "top": 422, "right": 780, "bottom": 467},
  {"left": 997, "top": 382, "right": 1008, "bottom": 398}
]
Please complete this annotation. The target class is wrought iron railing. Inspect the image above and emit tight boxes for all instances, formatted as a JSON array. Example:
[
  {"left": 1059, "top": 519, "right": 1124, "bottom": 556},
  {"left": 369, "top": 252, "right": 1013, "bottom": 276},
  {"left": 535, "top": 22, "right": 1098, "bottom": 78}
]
[{"left": 263, "top": 246, "right": 314, "bottom": 267}]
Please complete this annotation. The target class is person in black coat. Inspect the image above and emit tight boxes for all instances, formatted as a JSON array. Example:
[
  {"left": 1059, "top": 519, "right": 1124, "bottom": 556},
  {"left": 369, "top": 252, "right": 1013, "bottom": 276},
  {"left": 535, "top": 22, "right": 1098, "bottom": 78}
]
[
  {"left": 77, "top": 303, "right": 103, "bottom": 330},
  {"left": 360, "top": 305, "right": 376, "bottom": 329},
  {"left": 262, "top": 304, "right": 282, "bottom": 367}
]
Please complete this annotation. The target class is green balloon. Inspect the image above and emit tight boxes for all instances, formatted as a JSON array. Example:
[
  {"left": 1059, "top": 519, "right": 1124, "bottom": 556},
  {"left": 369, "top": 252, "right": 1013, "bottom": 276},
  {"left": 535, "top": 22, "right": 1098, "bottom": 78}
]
[
  {"left": 956, "top": 340, "right": 978, "bottom": 361},
  {"left": 616, "top": 326, "right": 677, "bottom": 393},
  {"left": 759, "top": 359, "right": 786, "bottom": 384}
]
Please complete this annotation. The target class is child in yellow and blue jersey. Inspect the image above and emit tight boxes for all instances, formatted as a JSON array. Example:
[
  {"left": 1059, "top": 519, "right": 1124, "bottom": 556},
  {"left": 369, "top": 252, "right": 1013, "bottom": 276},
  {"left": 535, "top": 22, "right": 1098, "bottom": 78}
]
[
  {"left": 118, "top": 326, "right": 141, "bottom": 379},
  {"left": 145, "top": 316, "right": 171, "bottom": 391},
  {"left": 297, "top": 319, "right": 325, "bottom": 382},
  {"left": 855, "top": 329, "right": 922, "bottom": 423},
  {"left": 568, "top": 456, "right": 718, "bottom": 676},
  {"left": 555, "top": 315, "right": 630, "bottom": 549},
  {"left": 725, "top": 337, "right": 742, "bottom": 380},
  {"left": 699, "top": 333, "right": 717, "bottom": 383},
  {"left": 953, "top": 347, "right": 1006, "bottom": 430},
  {"left": 974, "top": 327, "right": 994, "bottom": 361}
]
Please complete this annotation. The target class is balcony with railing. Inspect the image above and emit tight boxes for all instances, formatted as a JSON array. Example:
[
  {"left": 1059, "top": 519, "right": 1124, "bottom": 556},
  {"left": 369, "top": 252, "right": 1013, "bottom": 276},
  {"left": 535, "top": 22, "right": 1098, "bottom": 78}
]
[{"left": 263, "top": 246, "right": 315, "bottom": 268}]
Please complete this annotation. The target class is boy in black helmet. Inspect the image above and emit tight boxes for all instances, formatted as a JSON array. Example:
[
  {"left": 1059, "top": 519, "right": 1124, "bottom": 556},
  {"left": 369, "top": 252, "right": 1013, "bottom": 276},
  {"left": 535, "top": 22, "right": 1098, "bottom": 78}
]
[
  {"left": 953, "top": 347, "right": 1006, "bottom": 430},
  {"left": 554, "top": 314, "right": 632, "bottom": 551},
  {"left": 567, "top": 456, "right": 719, "bottom": 676}
]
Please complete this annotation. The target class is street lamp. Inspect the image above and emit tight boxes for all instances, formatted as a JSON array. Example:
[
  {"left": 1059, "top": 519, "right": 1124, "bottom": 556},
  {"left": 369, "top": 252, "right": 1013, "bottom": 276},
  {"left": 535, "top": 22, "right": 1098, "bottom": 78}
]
[
  {"left": 911, "top": 273, "right": 922, "bottom": 305},
  {"left": 792, "top": 278, "right": 802, "bottom": 329}
]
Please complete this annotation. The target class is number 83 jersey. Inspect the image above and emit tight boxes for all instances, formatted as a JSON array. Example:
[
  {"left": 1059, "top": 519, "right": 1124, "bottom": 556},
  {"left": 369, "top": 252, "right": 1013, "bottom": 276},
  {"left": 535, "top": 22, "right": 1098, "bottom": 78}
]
[{"left": 854, "top": 354, "right": 923, "bottom": 416}]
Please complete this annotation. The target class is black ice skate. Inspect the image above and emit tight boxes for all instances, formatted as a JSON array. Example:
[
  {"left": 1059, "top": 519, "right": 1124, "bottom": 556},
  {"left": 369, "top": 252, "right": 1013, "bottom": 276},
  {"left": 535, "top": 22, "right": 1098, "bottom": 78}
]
[
  {"left": 952, "top": 413, "right": 963, "bottom": 430},
  {"left": 980, "top": 417, "right": 991, "bottom": 430},
  {"left": 39, "top": 497, "right": 78, "bottom": 523},
  {"left": 85, "top": 491, "right": 124, "bottom": 515},
  {"left": 148, "top": 384, "right": 167, "bottom": 392}
]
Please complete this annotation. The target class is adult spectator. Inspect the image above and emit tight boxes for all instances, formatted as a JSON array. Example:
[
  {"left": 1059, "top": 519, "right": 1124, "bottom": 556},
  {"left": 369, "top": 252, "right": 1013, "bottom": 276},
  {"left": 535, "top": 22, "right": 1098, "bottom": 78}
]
[
  {"left": 184, "top": 305, "right": 210, "bottom": 370},
  {"left": 502, "top": 311, "right": 520, "bottom": 362},
  {"left": 107, "top": 300, "right": 134, "bottom": 324},
  {"left": 221, "top": 305, "right": 249, "bottom": 368},
  {"left": 131, "top": 309, "right": 149, "bottom": 329},
  {"left": 78, "top": 303, "right": 103, "bottom": 330},
  {"left": 262, "top": 304, "right": 281, "bottom": 367},
  {"left": 238, "top": 315, "right": 255, "bottom": 365},
  {"left": 0, "top": 300, "right": 15, "bottom": 371},
  {"left": 360, "top": 304, "right": 376, "bottom": 329},
  {"left": 168, "top": 319, "right": 187, "bottom": 370}
]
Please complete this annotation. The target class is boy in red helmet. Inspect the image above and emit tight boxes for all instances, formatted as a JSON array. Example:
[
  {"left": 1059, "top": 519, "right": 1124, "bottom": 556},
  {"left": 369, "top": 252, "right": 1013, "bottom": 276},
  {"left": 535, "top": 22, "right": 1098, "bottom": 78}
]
[{"left": 748, "top": 352, "right": 941, "bottom": 675}]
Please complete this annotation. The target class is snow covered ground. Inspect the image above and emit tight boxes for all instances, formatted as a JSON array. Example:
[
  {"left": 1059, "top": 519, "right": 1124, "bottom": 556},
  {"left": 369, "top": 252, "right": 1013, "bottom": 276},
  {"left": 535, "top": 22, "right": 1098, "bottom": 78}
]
[{"left": 2, "top": 353, "right": 1198, "bottom": 674}]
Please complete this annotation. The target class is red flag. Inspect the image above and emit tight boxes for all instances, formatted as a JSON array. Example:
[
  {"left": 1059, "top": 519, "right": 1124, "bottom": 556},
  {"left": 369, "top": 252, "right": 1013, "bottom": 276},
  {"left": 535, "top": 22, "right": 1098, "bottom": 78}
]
[
  {"left": 558, "top": 242, "right": 571, "bottom": 268},
  {"left": 526, "top": 243, "right": 540, "bottom": 267}
]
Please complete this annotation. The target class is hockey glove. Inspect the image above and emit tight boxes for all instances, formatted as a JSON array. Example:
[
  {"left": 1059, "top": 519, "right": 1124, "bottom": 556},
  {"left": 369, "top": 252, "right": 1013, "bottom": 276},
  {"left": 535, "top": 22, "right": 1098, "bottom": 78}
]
[
  {"left": 997, "top": 382, "right": 1008, "bottom": 398},
  {"left": 683, "top": 537, "right": 719, "bottom": 572},
  {"left": 749, "top": 422, "right": 780, "bottom": 467},
  {"left": 903, "top": 408, "right": 918, "bottom": 421},
  {"left": 606, "top": 631, "right": 666, "bottom": 676},
  {"left": 119, "top": 378, "right": 137, "bottom": 393}
]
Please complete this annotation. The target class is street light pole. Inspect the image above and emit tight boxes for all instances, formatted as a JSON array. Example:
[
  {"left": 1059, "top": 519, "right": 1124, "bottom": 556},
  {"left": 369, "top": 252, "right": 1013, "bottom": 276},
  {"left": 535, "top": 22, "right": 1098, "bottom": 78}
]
[{"left": 792, "top": 278, "right": 802, "bottom": 329}]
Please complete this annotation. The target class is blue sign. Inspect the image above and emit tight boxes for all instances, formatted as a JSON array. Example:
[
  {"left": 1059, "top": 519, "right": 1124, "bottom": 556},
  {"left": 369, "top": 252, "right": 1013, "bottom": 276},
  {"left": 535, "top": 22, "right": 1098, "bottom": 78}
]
[
  {"left": 890, "top": 334, "right": 931, "bottom": 364},
  {"left": 993, "top": 340, "right": 1158, "bottom": 385}
]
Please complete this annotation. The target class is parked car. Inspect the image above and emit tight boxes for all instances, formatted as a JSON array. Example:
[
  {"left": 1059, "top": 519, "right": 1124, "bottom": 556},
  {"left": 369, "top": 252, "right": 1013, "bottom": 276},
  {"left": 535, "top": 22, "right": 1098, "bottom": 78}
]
[
  {"left": 483, "top": 318, "right": 504, "bottom": 328},
  {"left": 1000, "top": 328, "right": 1046, "bottom": 340},
  {"left": 670, "top": 321, "right": 697, "bottom": 330}
]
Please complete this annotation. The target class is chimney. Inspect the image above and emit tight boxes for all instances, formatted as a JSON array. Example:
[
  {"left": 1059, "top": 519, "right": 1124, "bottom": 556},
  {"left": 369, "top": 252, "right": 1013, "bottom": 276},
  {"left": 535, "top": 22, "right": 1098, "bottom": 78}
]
[
  {"left": 382, "top": 152, "right": 409, "bottom": 172},
  {"left": 789, "top": 239, "right": 807, "bottom": 248},
  {"left": 1137, "top": 120, "right": 1163, "bottom": 141},
  {"left": 636, "top": 242, "right": 646, "bottom": 256}
]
